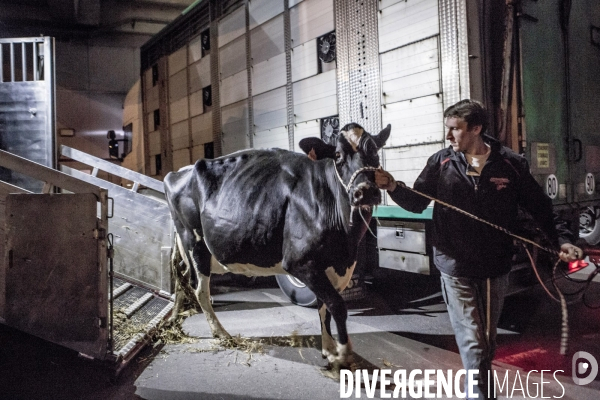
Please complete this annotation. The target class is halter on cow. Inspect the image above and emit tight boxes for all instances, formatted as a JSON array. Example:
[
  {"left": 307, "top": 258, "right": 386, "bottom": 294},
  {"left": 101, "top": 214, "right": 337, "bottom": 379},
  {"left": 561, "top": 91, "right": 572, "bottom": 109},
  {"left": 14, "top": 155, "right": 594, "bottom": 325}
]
[{"left": 164, "top": 123, "right": 391, "bottom": 369}]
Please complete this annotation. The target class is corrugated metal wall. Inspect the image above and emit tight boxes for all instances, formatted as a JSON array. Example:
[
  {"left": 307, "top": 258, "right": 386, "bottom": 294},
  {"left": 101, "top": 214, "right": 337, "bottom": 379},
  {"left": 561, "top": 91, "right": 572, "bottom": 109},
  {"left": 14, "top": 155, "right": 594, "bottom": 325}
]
[
  {"left": 140, "top": 0, "right": 476, "bottom": 180},
  {"left": 378, "top": 0, "right": 470, "bottom": 204},
  {"left": 141, "top": 0, "right": 341, "bottom": 177}
]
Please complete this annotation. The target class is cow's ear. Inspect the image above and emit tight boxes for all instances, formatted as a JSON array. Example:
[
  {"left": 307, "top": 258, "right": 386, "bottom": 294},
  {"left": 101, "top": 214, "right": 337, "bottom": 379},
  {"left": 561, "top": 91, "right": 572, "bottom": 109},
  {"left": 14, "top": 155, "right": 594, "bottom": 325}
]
[
  {"left": 299, "top": 138, "right": 336, "bottom": 160},
  {"left": 372, "top": 124, "right": 391, "bottom": 149}
]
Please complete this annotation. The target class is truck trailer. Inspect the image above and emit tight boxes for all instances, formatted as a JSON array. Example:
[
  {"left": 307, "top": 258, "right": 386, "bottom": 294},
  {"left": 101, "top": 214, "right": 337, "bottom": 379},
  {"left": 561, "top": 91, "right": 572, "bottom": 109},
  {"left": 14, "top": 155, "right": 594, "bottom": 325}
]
[{"left": 127, "top": 0, "right": 600, "bottom": 303}]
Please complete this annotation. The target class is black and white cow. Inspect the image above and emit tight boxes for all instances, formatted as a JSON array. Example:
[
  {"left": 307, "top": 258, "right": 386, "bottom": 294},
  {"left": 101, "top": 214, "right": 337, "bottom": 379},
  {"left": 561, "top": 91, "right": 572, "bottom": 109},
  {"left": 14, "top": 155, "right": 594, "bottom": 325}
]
[{"left": 164, "top": 123, "right": 391, "bottom": 368}]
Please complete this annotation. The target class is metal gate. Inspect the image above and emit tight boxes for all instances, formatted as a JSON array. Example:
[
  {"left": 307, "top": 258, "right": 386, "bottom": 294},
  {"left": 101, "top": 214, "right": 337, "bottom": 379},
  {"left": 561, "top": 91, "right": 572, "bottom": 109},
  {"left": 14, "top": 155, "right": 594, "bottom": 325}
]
[
  {"left": 5, "top": 193, "right": 107, "bottom": 357},
  {"left": 0, "top": 37, "right": 56, "bottom": 193}
]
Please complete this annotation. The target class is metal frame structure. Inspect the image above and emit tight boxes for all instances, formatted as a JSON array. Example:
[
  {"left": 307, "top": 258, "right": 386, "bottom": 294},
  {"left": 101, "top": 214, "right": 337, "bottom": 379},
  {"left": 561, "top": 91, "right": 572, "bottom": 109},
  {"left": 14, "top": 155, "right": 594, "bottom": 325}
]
[{"left": 0, "top": 37, "right": 56, "bottom": 192}]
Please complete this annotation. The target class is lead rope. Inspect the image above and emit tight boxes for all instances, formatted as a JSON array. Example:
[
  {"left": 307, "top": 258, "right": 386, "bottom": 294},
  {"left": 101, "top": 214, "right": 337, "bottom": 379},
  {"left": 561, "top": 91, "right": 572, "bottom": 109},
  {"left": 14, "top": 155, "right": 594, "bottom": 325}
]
[
  {"left": 400, "top": 184, "right": 576, "bottom": 355},
  {"left": 525, "top": 248, "right": 570, "bottom": 355},
  {"left": 402, "top": 185, "right": 561, "bottom": 257},
  {"left": 486, "top": 278, "right": 491, "bottom": 348}
]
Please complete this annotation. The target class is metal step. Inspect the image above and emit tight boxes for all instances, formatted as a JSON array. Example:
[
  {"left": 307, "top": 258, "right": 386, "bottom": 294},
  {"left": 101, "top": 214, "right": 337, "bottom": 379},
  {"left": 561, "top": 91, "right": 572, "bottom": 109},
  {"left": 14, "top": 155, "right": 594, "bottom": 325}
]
[{"left": 111, "top": 280, "right": 173, "bottom": 360}]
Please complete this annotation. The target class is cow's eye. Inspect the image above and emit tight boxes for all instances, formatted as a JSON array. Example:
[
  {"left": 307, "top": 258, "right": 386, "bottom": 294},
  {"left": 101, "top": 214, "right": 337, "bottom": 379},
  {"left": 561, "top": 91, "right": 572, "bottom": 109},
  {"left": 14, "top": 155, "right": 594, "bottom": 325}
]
[{"left": 335, "top": 151, "right": 342, "bottom": 162}]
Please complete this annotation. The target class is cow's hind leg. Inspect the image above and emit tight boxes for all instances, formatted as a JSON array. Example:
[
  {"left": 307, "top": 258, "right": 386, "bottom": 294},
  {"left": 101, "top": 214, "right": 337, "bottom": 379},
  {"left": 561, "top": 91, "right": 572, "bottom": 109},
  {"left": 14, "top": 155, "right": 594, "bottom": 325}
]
[
  {"left": 190, "top": 239, "right": 231, "bottom": 339},
  {"left": 173, "top": 232, "right": 231, "bottom": 339}
]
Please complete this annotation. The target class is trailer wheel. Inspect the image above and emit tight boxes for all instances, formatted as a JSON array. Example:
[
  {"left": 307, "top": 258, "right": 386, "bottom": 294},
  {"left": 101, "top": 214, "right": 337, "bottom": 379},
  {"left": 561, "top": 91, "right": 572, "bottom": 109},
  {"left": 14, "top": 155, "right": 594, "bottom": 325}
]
[
  {"left": 275, "top": 275, "right": 317, "bottom": 307},
  {"left": 579, "top": 206, "right": 600, "bottom": 245}
]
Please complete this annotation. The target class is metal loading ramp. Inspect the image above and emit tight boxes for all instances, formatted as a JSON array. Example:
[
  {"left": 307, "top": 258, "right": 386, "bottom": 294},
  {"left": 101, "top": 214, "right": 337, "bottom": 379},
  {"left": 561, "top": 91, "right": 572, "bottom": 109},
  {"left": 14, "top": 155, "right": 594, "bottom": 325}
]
[
  {"left": 59, "top": 145, "right": 175, "bottom": 370},
  {"left": 0, "top": 146, "right": 174, "bottom": 372},
  {"left": 111, "top": 277, "right": 173, "bottom": 359}
]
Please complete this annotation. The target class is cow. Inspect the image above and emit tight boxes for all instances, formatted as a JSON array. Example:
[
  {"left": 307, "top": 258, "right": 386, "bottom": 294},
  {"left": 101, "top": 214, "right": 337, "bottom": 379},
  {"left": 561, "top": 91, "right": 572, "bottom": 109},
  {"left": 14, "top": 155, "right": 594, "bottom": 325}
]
[{"left": 164, "top": 123, "right": 391, "bottom": 369}]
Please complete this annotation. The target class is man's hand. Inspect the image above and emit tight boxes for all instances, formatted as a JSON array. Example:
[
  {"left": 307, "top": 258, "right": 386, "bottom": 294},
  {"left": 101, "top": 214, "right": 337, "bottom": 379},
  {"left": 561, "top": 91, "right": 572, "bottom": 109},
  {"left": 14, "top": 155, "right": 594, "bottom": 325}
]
[
  {"left": 375, "top": 167, "right": 402, "bottom": 191},
  {"left": 559, "top": 243, "right": 584, "bottom": 262},
  {"left": 307, "top": 148, "right": 317, "bottom": 161}
]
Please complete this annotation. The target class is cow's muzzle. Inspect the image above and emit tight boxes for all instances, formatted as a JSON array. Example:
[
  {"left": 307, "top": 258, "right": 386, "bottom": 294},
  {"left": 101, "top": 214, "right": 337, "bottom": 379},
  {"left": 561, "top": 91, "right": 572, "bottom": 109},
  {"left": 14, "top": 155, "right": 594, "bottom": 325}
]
[{"left": 351, "top": 182, "right": 381, "bottom": 206}]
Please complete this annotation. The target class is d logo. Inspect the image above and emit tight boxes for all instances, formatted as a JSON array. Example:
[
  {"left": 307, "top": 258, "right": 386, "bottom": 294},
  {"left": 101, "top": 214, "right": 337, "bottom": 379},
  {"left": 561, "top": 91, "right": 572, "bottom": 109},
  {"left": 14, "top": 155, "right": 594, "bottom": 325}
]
[{"left": 572, "top": 351, "right": 599, "bottom": 385}]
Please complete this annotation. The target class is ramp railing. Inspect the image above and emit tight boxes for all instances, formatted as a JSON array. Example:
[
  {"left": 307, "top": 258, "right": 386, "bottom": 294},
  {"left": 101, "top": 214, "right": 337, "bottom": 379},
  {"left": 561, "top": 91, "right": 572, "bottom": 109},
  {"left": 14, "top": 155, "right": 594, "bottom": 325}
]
[{"left": 59, "top": 145, "right": 173, "bottom": 296}]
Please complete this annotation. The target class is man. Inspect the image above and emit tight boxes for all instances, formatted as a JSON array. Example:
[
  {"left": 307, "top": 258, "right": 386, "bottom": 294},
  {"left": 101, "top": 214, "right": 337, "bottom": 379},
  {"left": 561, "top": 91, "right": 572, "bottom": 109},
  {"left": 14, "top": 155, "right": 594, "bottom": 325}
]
[{"left": 375, "top": 99, "right": 582, "bottom": 399}]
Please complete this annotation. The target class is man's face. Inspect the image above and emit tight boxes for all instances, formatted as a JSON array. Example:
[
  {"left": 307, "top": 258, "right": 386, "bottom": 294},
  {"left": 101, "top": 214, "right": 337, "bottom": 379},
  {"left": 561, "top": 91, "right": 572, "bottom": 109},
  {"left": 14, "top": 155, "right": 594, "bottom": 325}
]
[{"left": 445, "top": 117, "right": 481, "bottom": 153}]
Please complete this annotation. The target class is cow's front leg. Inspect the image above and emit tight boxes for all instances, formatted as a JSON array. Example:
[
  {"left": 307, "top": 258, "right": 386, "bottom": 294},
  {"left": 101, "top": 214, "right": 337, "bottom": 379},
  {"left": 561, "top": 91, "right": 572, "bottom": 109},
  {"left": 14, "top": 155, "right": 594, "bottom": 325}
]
[
  {"left": 306, "top": 273, "right": 353, "bottom": 370},
  {"left": 318, "top": 299, "right": 337, "bottom": 362}
]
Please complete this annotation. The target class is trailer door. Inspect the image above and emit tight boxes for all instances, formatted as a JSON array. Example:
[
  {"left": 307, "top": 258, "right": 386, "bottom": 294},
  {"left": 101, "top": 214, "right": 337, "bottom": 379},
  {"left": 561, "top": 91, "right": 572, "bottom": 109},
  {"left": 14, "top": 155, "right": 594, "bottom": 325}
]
[
  {"left": 4, "top": 193, "right": 107, "bottom": 358},
  {"left": 0, "top": 37, "right": 56, "bottom": 193}
]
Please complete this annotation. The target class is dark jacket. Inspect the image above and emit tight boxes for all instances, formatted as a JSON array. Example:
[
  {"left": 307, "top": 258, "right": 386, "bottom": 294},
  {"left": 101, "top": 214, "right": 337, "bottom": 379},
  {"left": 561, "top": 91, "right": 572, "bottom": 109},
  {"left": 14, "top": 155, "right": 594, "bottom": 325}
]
[{"left": 388, "top": 135, "right": 573, "bottom": 278}]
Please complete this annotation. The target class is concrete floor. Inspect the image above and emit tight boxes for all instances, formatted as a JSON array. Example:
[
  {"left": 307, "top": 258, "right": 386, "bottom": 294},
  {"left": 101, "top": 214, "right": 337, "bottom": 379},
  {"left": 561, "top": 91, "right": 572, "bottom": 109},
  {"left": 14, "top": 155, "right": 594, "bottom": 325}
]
[{"left": 1, "top": 270, "right": 600, "bottom": 399}]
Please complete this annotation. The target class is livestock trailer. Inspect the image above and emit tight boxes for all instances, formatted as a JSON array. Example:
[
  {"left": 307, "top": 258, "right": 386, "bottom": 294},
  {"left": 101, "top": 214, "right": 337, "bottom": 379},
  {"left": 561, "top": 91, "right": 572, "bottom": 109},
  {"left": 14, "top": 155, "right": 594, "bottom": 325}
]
[
  {"left": 131, "top": 0, "right": 598, "bottom": 301},
  {"left": 0, "top": 36, "right": 176, "bottom": 370}
]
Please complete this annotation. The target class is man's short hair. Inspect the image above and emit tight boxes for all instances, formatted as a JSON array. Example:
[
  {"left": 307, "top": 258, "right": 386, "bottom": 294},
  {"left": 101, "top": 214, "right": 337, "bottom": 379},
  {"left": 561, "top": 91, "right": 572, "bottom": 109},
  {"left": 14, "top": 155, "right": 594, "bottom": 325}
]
[{"left": 443, "top": 99, "right": 489, "bottom": 134}]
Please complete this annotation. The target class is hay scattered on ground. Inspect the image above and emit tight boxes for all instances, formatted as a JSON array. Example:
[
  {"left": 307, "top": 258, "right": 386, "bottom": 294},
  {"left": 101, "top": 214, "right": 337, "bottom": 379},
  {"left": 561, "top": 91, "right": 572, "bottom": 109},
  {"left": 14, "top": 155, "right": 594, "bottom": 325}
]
[
  {"left": 113, "top": 310, "right": 146, "bottom": 343},
  {"left": 152, "top": 310, "right": 200, "bottom": 345},
  {"left": 381, "top": 358, "right": 401, "bottom": 368}
]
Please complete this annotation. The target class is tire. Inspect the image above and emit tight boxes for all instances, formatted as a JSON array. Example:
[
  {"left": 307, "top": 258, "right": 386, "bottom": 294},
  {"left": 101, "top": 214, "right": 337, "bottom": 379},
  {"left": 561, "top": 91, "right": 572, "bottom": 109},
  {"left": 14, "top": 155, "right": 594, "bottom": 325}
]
[
  {"left": 579, "top": 206, "right": 600, "bottom": 245},
  {"left": 275, "top": 275, "right": 317, "bottom": 307}
]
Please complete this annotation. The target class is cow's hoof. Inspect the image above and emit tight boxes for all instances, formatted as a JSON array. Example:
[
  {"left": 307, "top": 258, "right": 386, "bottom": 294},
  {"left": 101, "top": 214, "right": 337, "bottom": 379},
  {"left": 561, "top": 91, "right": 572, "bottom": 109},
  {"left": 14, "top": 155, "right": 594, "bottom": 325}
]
[
  {"left": 321, "top": 356, "right": 356, "bottom": 381},
  {"left": 213, "top": 332, "right": 233, "bottom": 341}
]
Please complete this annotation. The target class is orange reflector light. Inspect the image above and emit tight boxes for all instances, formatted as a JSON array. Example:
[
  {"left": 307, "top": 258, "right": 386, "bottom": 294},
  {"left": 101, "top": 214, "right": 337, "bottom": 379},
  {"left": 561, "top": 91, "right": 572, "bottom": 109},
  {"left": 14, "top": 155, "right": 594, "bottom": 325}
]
[{"left": 568, "top": 259, "right": 589, "bottom": 273}]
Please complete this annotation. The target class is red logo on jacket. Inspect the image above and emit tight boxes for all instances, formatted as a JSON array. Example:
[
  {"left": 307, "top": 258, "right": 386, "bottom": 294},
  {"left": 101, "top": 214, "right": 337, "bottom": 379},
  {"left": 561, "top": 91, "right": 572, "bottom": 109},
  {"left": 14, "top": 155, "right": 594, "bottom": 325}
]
[{"left": 490, "top": 177, "right": 510, "bottom": 190}]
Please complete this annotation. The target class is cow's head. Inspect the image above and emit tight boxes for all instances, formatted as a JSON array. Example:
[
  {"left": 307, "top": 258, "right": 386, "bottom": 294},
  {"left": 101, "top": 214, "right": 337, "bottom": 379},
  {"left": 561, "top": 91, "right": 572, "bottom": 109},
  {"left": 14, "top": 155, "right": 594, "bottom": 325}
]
[{"left": 300, "top": 123, "right": 391, "bottom": 207}]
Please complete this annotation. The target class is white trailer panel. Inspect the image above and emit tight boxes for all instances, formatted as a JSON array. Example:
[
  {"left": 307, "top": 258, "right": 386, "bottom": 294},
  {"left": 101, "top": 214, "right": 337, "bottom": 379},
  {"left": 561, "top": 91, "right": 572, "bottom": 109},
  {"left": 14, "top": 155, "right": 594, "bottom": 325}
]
[
  {"left": 189, "top": 55, "right": 211, "bottom": 94},
  {"left": 222, "top": 100, "right": 249, "bottom": 155},
  {"left": 382, "top": 68, "right": 440, "bottom": 104},
  {"left": 148, "top": 130, "right": 161, "bottom": 156},
  {"left": 188, "top": 35, "right": 203, "bottom": 64},
  {"left": 192, "top": 111, "right": 212, "bottom": 146},
  {"left": 219, "top": 36, "right": 246, "bottom": 79},
  {"left": 290, "top": 0, "right": 334, "bottom": 46},
  {"left": 189, "top": 90, "right": 204, "bottom": 117},
  {"left": 168, "top": 69, "right": 188, "bottom": 102},
  {"left": 191, "top": 144, "right": 204, "bottom": 161},
  {"left": 383, "top": 142, "right": 443, "bottom": 198},
  {"left": 249, "top": 0, "right": 284, "bottom": 30},
  {"left": 220, "top": 69, "right": 248, "bottom": 107},
  {"left": 379, "top": 0, "right": 404, "bottom": 10},
  {"left": 252, "top": 53, "right": 287, "bottom": 96},
  {"left": 380, "top": 36, "right": 439, "bottom": 82},
  {"left": 168, "top": 46, "right": 187, "bottom": 76},
  {"left": 172, "top": 148, "right": 191, "bottom": 171},
  {"left": 218, "top": 6, "right": 246, "bottom": 48},
  {"left": 169, "top": 96, "right": 189, "bottom": 124},
  {"left": 254, "top": 126, "right": 289, "bottom": 150},
  {"left": 250, "top": 14, "right": 285, "bottom": 66},
  {"left": 292, "top": 70, "right": 337, "bottom": 123},
  {"left": 145, "top": 75, "right": 160, "bottom": 112},
  {"left": 381, "top": 95, "right": 444, "bottom": 147},
  {"left": 292, "top": 119, "right": 320, "bottom": 153},
  {"left": 253, "top": 87, "right": 287, "bottom": 132},
  {"left": 291, "top": 39, "right": 318, "bottom": 82},
  {"left": 170, "top": 120, "right": 189, "bottom": 151},
  {"left": 378, "top": 0, "right": 439, "bottom": 53}
]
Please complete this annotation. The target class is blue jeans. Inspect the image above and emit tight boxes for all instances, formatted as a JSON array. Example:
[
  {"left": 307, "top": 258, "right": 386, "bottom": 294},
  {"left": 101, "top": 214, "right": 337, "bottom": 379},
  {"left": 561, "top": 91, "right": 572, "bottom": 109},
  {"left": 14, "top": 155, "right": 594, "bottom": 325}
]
[{"left": 440, "top": 271, "right": 510, "bottom": 400}]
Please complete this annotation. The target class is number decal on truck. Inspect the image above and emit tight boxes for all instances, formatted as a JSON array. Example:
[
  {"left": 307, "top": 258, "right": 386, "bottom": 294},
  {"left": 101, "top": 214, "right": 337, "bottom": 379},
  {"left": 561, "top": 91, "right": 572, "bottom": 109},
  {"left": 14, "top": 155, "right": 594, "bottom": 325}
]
[
  {"left": 586, "top": 173, "right": 596, "bottom": 195},
  {"left": 546, "top": 174, "right": 558, "bottom": 199}
]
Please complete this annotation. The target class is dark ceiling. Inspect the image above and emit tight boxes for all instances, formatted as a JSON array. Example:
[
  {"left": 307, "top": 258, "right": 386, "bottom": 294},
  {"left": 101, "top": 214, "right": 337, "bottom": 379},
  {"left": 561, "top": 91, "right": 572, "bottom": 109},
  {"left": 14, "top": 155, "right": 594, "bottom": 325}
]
[{"left": 0, "top": 0, "right": 198, "bottom": 46}]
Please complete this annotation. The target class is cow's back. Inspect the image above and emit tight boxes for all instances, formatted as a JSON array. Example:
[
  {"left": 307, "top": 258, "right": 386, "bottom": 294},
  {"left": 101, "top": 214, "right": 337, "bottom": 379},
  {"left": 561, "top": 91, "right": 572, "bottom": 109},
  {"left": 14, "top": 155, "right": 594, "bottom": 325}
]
[{"left": 165, "top": 148, "right": 316, "bottom": 267}]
